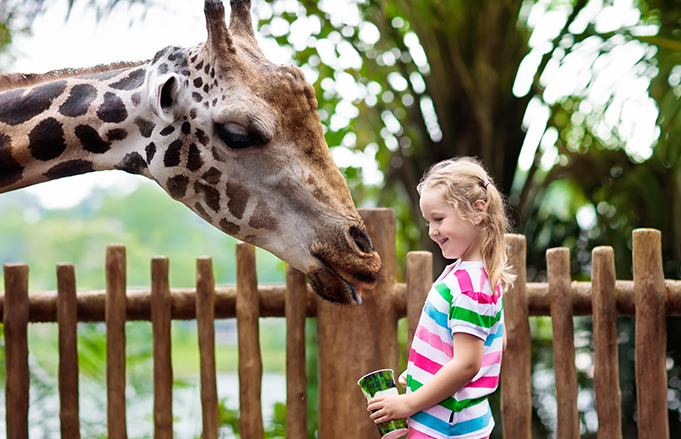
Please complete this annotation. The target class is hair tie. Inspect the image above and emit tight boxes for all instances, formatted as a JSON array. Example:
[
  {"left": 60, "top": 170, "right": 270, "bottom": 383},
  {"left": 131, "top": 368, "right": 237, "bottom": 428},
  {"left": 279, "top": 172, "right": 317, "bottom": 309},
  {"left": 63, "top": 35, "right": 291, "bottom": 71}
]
[{"left": 483, "top": 180, "right": 492, "bottom": 189}]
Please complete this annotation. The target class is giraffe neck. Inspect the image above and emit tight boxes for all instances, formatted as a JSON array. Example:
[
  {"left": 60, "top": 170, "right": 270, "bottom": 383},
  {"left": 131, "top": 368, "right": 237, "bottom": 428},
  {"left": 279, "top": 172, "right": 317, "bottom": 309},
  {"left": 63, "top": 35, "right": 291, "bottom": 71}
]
[
  {"left": 0, "top": 0, "right": 384, "bottom": 305},
  {"left": 0, "top": 59, "right": 166, "bottom": 193}
]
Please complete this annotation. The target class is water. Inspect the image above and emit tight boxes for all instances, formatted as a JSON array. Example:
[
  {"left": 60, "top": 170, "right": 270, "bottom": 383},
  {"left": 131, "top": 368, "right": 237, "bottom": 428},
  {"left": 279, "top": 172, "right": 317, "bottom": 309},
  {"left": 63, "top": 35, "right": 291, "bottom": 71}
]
[{"left": 0, "top": 372, "right": 287, "bottom": 439}]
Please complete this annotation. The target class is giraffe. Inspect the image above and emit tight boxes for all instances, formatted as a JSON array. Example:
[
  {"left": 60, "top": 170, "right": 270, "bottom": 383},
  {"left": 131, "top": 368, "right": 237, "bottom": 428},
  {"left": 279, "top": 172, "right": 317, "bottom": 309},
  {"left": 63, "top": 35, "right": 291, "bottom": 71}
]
[{"left": 0, "top": 0, "right": 381, "bottom": 305}]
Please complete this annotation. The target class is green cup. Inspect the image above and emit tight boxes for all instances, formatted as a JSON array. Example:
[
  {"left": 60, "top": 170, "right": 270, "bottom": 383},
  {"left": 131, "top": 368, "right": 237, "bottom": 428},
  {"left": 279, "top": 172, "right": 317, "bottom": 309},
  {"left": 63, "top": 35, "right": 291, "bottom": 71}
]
[{"left": 358, "top": 369, "right": 408, "bottom": 439}]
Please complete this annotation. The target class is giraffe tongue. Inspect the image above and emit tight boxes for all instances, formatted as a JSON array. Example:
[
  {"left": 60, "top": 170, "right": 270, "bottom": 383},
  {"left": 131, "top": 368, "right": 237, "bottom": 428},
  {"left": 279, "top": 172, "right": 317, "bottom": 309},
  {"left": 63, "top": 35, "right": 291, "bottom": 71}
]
[{"left": 350, "top": 284, "right": 363, "bottom": 306}]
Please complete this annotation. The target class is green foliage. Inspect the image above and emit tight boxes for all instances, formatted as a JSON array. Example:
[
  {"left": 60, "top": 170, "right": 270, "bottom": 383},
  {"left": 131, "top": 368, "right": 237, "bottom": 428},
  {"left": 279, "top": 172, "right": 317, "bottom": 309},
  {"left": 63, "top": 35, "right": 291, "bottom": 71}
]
[
  {"left": 0, "top": 178, "right": 286, "bottom": 292},
  {"left": 217, "top": 399, "right": 241, "bottom": 437},
  {"left": 217, "top": 400, "right": 286, "bottom": 439},
  {"left": 0, "top": 177, "right": 290, "bottom": 437},
  {"left": 5, "top": 318, "right": 288, "bottom": 438},
  {"left": 304, "top": 319, "right": 319, "bottom": 438},
  {"left": 255, "top": 0, "right": 533, "bottom": 276},
  {"left": 0, "top": 23, "right": 10, "bottom": 52},
  {"left": 265, "top": 402, "right": 287, "bottom": 438},
  {"left": 511, "top": 0, "right": 681, "bottom": 285}
]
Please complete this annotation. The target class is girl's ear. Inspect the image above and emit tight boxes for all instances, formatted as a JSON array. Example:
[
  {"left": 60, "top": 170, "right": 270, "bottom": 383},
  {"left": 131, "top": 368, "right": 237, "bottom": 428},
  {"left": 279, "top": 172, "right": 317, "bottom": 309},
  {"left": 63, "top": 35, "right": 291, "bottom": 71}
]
[{"left": 472, "top": 200, "right": 486, "bottom": 225}]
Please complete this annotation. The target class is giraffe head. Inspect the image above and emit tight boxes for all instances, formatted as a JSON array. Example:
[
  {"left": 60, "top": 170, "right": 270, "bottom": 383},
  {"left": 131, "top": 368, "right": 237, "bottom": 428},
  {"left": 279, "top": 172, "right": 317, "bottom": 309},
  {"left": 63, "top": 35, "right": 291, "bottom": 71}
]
[{"left": 139, "top": 0, "right": 380, "bottom": 304}]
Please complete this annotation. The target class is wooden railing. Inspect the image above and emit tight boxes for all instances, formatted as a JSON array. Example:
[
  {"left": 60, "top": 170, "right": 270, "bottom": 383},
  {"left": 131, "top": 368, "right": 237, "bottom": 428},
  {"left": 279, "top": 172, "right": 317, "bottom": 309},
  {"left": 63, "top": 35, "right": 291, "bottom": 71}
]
[
  {"left": 2, "top": 209, "right": 681, "bottom": 438},
  {"left": 501, "top": 229, "right": 681, "bottom": 439}
]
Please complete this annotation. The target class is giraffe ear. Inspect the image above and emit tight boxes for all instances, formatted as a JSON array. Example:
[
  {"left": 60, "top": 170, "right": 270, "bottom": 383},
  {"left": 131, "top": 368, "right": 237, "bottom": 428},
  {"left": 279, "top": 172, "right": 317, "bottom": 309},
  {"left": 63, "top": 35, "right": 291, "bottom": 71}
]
[{"left": 151, "top": 73, "right": 182, "bottom": 124}]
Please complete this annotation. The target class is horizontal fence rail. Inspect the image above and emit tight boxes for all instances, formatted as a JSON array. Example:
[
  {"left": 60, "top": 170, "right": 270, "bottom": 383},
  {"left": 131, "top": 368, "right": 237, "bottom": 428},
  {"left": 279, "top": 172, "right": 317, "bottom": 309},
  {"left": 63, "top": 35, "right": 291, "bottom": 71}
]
[
  {"left": 1, "top": 208, "right": 679, "bottom": 439},
  {"left": 4, "top": 278, "right": 681, "bottom": 322}
]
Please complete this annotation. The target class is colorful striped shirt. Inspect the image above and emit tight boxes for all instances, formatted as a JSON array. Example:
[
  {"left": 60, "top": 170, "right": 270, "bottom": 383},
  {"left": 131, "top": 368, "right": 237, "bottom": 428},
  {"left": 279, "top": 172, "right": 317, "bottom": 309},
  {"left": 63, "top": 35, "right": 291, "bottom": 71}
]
[{"left": 405, "top": 260, "right": 504, "bottom": 439}]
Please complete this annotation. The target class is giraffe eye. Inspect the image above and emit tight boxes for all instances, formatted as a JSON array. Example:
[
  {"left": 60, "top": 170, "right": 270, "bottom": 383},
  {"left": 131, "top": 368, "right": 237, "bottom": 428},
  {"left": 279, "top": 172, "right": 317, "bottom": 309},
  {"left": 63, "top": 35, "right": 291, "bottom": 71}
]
[{"left": 214, "top": 122, "right": 265, "bottom": 149}]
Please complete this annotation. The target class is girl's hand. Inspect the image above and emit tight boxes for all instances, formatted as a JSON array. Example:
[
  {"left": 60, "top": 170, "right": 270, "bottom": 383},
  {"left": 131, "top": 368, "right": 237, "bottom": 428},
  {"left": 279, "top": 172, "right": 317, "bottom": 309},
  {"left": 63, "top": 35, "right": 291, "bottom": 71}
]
[
  {"left": 367, "top": 393, "right": 414, "bottom": 424},
  {"left": 398, "top": 370, "right": 408, "bottom": 388}
]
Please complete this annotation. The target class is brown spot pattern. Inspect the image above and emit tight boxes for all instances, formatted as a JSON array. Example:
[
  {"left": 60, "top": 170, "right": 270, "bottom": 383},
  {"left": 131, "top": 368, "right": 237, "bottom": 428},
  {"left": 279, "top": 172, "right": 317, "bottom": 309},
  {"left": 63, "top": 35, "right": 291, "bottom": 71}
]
[
  {"left": 0, "top": 133, "right": 23, "bottom": 188},
  {"left": 167, "top": 174, "right": 189, "bottom": 199},
  {"left": 28, "top": 117, "right": 66, "bottom": 161},
  {"left": 225, "top": 181, "right": 249, "bottom": 219},
  {"left": 249, "top": 200, "right": 278, "bottom": 231},
  {"left": 219, "top": 218, "right": 240, "bottom": 235},
  {"left": 97, "top": 92, "right": 128, "bottom": 123},
  {"left": 194, "top": 182, "right": 220, "bottom": 212}
]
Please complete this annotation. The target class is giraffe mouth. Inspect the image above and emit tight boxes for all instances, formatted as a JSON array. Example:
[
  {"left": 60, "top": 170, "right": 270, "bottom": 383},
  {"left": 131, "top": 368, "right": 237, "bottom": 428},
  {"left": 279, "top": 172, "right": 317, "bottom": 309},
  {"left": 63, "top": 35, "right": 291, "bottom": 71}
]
[
  {"left": 307, "top": 257, "right": 371, "bottom": 306},
  {"left": 306, "top": 225, "right": 380, "bottom": 305}
]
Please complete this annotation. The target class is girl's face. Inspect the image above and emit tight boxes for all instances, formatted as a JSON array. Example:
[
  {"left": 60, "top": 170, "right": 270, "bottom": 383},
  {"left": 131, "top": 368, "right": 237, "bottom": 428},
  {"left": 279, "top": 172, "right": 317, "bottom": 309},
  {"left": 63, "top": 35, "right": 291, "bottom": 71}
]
[{"left": 419, "top": 188, "right": 484, "bottom": 261}]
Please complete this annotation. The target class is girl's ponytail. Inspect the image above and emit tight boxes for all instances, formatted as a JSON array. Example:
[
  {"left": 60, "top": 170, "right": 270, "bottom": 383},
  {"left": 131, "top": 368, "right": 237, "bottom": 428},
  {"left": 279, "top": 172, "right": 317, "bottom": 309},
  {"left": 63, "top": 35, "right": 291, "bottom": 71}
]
[{"left": 479, "top": 181, "right": 515, "bottom": 292}]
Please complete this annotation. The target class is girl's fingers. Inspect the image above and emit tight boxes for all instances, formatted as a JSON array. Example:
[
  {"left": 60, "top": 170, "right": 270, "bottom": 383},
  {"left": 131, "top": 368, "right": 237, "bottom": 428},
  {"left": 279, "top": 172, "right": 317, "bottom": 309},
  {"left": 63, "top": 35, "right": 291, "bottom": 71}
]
[
  {"left": 398, "top": 371, "right": 408, "bottom": 387},
  {"left": 366, "top": 396, "right": 383, "bottom": 412},
  {"left": 370, "top": 412, "right": 385, "bottom": 423}
]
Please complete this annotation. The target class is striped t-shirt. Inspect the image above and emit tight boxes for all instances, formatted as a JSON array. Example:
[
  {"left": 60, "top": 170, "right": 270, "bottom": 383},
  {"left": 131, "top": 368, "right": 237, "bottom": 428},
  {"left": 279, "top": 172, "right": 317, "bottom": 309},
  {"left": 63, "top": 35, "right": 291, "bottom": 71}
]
[{"left": 405, "top": 260, "right": 504, "bottom": 439}]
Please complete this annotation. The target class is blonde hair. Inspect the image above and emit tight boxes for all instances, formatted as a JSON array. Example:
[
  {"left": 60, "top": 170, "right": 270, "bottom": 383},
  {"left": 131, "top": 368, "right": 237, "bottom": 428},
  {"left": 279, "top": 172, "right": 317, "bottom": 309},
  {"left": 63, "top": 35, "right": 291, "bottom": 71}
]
[{"left": 417, "top": 157, "right": 516, "bottom": 292}]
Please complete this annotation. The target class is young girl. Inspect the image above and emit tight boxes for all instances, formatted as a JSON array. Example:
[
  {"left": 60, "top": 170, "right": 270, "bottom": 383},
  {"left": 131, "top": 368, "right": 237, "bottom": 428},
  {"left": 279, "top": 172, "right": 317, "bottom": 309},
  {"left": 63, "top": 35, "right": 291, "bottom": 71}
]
[{"left": 367, "top": 157, "right": 514, "bottom": 439}]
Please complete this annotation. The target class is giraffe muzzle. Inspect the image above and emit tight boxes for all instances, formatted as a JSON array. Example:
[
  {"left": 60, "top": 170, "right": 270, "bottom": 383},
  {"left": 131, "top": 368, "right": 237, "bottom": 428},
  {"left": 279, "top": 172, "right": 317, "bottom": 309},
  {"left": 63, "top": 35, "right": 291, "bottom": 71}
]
[{"left": 307, "top": 225, "right": 381, "bottom": 305}]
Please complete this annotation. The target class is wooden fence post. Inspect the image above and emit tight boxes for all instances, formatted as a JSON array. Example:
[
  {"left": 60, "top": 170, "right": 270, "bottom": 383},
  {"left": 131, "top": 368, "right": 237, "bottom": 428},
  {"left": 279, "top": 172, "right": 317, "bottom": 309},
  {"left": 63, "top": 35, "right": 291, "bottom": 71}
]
[
  {"left": 4, "top": 263, "right": 29, "bottom": 439},
  {"left": 317, "top": 208, "right": 400, "bottom": 439},
  {"left": 236, "top": 243, "right": 264, "bottom": 439},
  {"left": 286, "top": 265, "right": 308, "bottom": 438},
  {"left": 547, "top": 248, "right": 579, "bottom": 439},
  {"left": 633, "top": 229, "right": 669, "bottom": 438},
  {"left": 106, "top": 244, "right": 128, "bottom": 439},
  {"left": 151, "top": 257, "right": 173, "bottom": 439},
  {"left": 500, "top": 234, "right": 532, "bottom": 439},
  {"left": 57, "top": 263, "right": 80, "bottom": 439},
  {"left": 196, "top": 256, "right": 219, "bottom": 439},
  {"left": 591, "top": 247, "right": 622, "bottom": 439}
]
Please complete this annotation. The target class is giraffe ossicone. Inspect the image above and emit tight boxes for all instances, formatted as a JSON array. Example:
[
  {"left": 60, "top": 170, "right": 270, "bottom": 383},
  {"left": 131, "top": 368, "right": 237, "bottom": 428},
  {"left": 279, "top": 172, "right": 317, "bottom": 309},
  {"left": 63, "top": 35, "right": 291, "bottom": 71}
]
[{"left": 0, "top": 0, "right": 381, "bottom": 305}]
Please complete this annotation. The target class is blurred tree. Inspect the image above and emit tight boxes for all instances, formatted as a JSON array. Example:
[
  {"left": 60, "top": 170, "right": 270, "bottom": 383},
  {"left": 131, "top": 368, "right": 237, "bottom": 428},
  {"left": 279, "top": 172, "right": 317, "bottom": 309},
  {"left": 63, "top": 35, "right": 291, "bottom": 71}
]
[
  {"left": 513, "top": 0, "right": 681, "bottom": 284},
  {"left": 253, "top": 0, "right": 532, "bottom": 272},
  {"left": 252, "top": 0, "right": 680, "bottom": 284}
]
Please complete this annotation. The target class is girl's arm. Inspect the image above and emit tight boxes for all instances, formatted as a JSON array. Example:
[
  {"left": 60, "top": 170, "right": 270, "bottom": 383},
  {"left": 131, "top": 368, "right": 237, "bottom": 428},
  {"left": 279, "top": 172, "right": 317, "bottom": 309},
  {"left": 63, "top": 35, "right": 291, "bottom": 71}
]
[{"left": 367, "top": 333, "right": 484, "bottom": 423}]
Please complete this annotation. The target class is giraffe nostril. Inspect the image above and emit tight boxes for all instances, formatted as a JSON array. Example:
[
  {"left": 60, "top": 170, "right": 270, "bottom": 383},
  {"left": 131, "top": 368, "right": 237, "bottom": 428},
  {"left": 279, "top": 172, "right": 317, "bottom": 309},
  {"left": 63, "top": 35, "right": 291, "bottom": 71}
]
[{"left": 349, "top": 226, "right": 374, "bottom": 254}]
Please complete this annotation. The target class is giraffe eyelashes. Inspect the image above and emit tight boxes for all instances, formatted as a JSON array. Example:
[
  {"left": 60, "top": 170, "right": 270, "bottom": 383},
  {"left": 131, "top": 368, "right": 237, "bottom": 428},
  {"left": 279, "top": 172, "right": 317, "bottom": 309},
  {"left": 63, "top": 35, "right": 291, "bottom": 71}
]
[{"left": 214, "top": 122, "right": 266, "bottom": 149}]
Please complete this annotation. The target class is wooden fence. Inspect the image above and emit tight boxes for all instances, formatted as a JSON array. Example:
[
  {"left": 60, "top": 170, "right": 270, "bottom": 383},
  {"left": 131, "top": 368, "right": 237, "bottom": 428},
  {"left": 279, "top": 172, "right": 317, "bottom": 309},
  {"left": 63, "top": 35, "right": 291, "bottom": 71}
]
[{"left": 2, "top": 208, "right": 681, "bottom": 438}]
